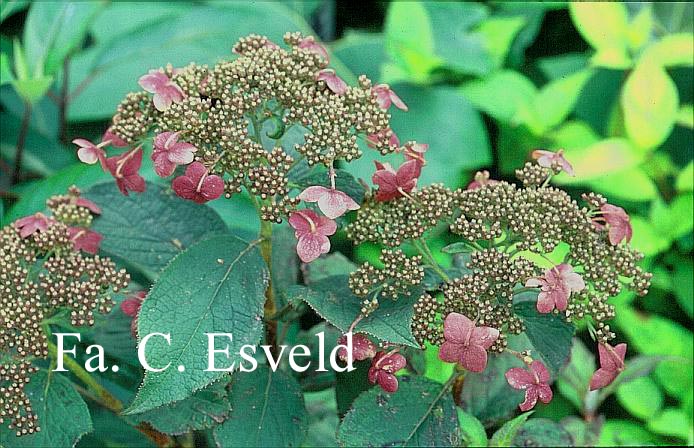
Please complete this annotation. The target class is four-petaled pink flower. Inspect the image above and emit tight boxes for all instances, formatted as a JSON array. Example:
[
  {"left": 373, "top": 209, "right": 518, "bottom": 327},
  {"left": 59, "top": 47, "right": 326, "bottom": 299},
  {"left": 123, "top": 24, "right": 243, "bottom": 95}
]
[
  {"left": 368, "top": 351, "right": 406, "bottom": 393},
  {"left": 288, "top": 209, "right": 337, "bottom": 263},
  {"left": 73, "top": 138, "right": 106, "bottom": 166},
  {"left": 316, "top": 69, "right": 347, "bottom": 95},
  {"left": 138, "top": 70, "right": 185, "bottom": 111},
  {"left": 102, "top": 127, "right": 128, "bottom": 148},
  {"left": 121, "top": 291, "right": 146, "bottom": 338},
  {"left": 366, "top": 128, "right": 400, "bottom": 149},
  {"left": 589, "top": 342, "right": 626, "bottom": 390},
  {"left": 171, "top": 162, "right": 224, "bottom": 204},
  {"left": 373, "top": 84, "right": 408, "bottom": 111},
  {"left": 466, "top": 170, "right": 500, "bottom": 190},
  {"left": 438, "top": 312, "right": 499, "bottom": 372},
  {"left": 531, "top": 149, "right": 574, "bottom": 176},
  {"left": 152, "top": 131, "right": 197, "bottom": 177},
  {"left": 14, "top": 213, "right": 54, "bottom": 238},
  {"left": 104, "top": 147, "right": 146, "bottom": 196},
  {"left": 403, "top": 142, "right": 428, "bottom": 165},
  {"left": 372, "top": 159, "right": 421, "bottom": 202},
  {"left": 525, "top": 264, "right": 585, "bottom": 314},
  {"left": 505, "top": 360, "right": 553, "bottom": 411},
  {"left": 68, "top": 227, "right": 102, "bottom": 255},
  {"left": 298, "top": 186, "right": 359, "bottom": 219},
  {"left": 593, "top": 204, "right": 632, "bottom": 246},
  {"left": 298, "top": 36, "right": 329, "bottom": 62},
  {"left": 337, "top": 333, "right": 377, "bottom": 362}
]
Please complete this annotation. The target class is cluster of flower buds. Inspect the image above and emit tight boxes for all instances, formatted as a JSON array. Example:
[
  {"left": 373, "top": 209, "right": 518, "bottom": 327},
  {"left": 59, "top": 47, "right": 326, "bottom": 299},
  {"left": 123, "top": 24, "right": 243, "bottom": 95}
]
[
  {"left": 73, "top": 32, "right": 423, "bottom": 263},
  {"left": 1, "top": 188, "right": 129, "bottom": 436},
  {"left": 344, "top": 149, "right": 650, "bottom": 409}
]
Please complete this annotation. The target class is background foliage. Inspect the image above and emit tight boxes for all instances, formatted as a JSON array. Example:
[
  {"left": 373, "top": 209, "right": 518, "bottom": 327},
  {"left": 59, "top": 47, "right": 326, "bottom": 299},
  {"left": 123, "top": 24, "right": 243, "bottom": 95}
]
[{"left": 0, "top": 1, "right": 692, "bottom": 446}]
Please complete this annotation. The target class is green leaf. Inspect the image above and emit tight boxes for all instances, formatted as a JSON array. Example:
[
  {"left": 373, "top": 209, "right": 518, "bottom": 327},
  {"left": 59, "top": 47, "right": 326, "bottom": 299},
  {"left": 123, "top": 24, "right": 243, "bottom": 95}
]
[
  {"left": 288, "top": 276, "right": 422, "bottom": 347},
  {"left": 629, "top": 216, "right": 671, "bottom": 256},
  {"left": 68, "top": 3, "right": 314, "bottom": 121},
  {"left": 0, "top": 0, "right": 28, "bottom": 22},
  {"left": 441, "top": 242, "right": 474, "bottom": 255},
  {"left": 536, "top": 53, "right": 591, "bottom": 81},
  {"left": 331, "top": 31, "right": 385, "bottom": 83},
  {"left": 346, "top": 85, "right": 491, "bottom": 188},
  {"left": 640, "top": 33, "right": 694, "bottom": 68},
  {"left": 514, "top": 300, "right": 575, "bottom": 376},
  {"left": 0, "top": 52, "right": 14, "bottom": 85},
  {"left": 459, "top": 352, "right": 525, "bottom": 426},
  {"left": 303, "top": 252, "right": 357, "bottom": 284},
  {"left": 0, "top": 370, "right": 92, "bottom": 448},
  {"left": 676, "top": 161, "right": 694, "bottom": 192},
  {"left": 672, "top": 257, "right": 694, "bottom": 318},
  {"left": 615, "top": 306, "right": 693, "bottom": 400},
  {"left": 616, "top": 376, "right": 663, "bottom": 420},
  {"left": 303, "top": 389, "right": 339, "bottom": 447},
  {"left": 6, "top": 163, "right": 111, "bottom": 222},
  {"left": 460, "top": 70, "right": 538, "bottom": 123},
  {"left": 476, "top": 16, "right": 526, "bottom": 70},
  {"left": 647, "top": 408, "right": 692, "bottom": 440},
  {"left": 12, "top": 76, "right": 54, "bottom": 104},
  {"left": 337, "top": 376, "right": 459, "bottom": 447},
  {"left": 489, "top": 411, "right": 533, "bottom": 447},
  {"left": 677, "top": 104, "right": 694, "bottom": 128},
  {"left": 569, "top": 2, "right": 630, "bottom": 68},
  {"left": 584, "top": 167, "right": 659, "bottom": 202},
  {"left": 213, "top": 366, "right": 308, "bottom": 447},
  {"left": 23, "top": 2, "right": 103, "bottom": 76},
  {"left": 12, "top": 39, "right": 28, "bottom": 80},
  {"left": 291, "top": 168, "right": 365, "bottom": 204},
  {"left": 622, "top": 62, "right": 679, "bottom": 150},
  {"left": 556, "top": 338, "right": 596, "bottom": 411},
  {"left": 86, "top": 182, "right": 229, "bottom": 279},
  {"left": 529, "top": 68, "right": 594, "bottom": 131},
  {"left": 598, "top": 420, "right": 659, "bottom": 445},
  {"left": 511, "top": 418, "right": 573, "bottom": 446},
  {"left": 126, "top": 235, "right": 268, "bottom": 413},
  {"left": 627, "top": 5, "right": 654, "bottom": 51},
  {"left": 457, "top": 409, "right": 488, "bottom": 447},
  {"left": 383, "top": 1, "right": 440, "bottom": 83},
  {"left": 335, "top": 360, "right": 372, "bottom": 417},
  {"left": 649, "top": 194, "right": 694, "bottom": 241},
  {"left": 554, "top": 138, "right": 642, "bottom": 183},
  {"left": 136, "top": 381, "right": 230, "bottom": 435}
]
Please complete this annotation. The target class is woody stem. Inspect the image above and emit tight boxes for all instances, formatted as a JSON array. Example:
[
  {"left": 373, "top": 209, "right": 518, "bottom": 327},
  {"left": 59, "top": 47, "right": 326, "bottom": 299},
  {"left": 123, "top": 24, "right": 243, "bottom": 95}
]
[{"left": 260, "top": 219, "right": 278, "bottom": 355}]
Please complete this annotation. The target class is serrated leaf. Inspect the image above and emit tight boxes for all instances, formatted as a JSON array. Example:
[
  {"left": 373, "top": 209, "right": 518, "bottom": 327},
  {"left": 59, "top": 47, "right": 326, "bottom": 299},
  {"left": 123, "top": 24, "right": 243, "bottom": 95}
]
[
  {"left": 457, "top": 409, "right": 488, "bottom": 447},
  {"left": 0, "top": 370, "right": 92, "bottom": 448},
  {"left": 622, "top": 62, "right": 679, "bottom": 150},
  {"left": 511, "top": 418, "right": 573, "bottom": 446},
  {"left": 213, "top": 366, "right": 308, "bottom": 447},
  {"left": 513, "top": 300, "right": 575, "bottom": 376},
  {"left": 126, "top": 235, "right": 268, "bottom": 413},
  {"left": 287, "top": 275, "right": 421, "bottom": 347},
  {"left": 86, "top": 182, "right": 229, "bottom": 279},
  {"left": 459, "top": 352, "right": 525, "bottom": 426},
  {"left": 303, "top": 252, "right": 357, "bottom": 284},
  {"left": 337, "top": 376, "right": 459, "bottom": 447},
  {"left": 489, "top": 411, "right": 533, "bottom": 446},
  {"left": 136, "top": 381, "right": 230, "bottom": 435}
]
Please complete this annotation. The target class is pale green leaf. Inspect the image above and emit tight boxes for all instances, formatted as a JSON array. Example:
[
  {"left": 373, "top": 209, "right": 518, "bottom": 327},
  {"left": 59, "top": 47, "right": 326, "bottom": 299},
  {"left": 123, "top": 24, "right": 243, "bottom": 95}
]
[
  {"left": 627, "top": 5, "right": 654, "bottom": 51},
  {"left": 569, "top": 2, "right": 629, "bottom": 53},
  {"left": 676, "top": 162, "right": 693, "bottom": 192},
  {"left": 457, "top": 409, "right": 488, "bottom": 447},
  {"left": 12, "top": 76, "right": 54, "bottom": 104},
  {"left": 639, "top": 33, "right": 694, "bottom": 68},
  {"left": 555, "top": 138, "right": 642, "bottom": 183},
  {"left": 460, "top": 70, "right": 538, "bottom": 123},
  {"left": 647, "top": 408, "right": 692, "bottom": 440},
  {"left": 531, "top": 68, "right": 594, "bottom": 130},
  {"left": 677, "top": 104, "right": 694, "bottom": 128},
  {"left": 629, "top": 216, "right": 671, "bottom": 256},
  {"left": 585, "top": 167, "right": 658, "bottom": 201},
  {"left": 622, "top": 62, "right": 679, "bottom": 150},
  {"left": 616, "top": 376, "right": 663, "bottom": 420},
  {"left": 476, "top": 16, "right": 526, "bottom": 69},
  {"left": 0, "top": 52, "right": 14, "bottom": 85}
]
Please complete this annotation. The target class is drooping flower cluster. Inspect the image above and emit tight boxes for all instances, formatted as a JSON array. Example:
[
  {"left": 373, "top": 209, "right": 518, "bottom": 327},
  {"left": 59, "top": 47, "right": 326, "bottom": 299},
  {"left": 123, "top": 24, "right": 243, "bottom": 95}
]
[
  {"left": 345, "top": 150, "right": 651, "bottom": 407},
  {"left": 0, "top": 188, "right": 129, "bottom": 436},
  {"left": 75, "top": 32, "right": 420, "bottom": 263}
]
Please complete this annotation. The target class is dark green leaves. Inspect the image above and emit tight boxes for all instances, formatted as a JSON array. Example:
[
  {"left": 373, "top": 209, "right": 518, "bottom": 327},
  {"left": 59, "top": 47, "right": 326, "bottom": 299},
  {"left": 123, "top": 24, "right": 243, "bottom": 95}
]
[
  {"left": 514, "top": 300, "right": 575, "bottom": 375},
  {"left": 126, "top": 235, "right": 268, "bottom": 414},
  {"left": 0, "top": 371, "right": 92, "bottom": 448},
  {"left": 86, "top": 182, "right": 228, "bottom": 279},
  {"left": 337, "top": 376, "right": 459, "bottom": 447},
  {"left": 213, "top": 366, "right": 308, "bottom": 447},
  {"left": 288, "top": 275, "right": 421, "bottom": 347},
  {"left": 136, "top": 381, "right": 230, "bottom": 435}
]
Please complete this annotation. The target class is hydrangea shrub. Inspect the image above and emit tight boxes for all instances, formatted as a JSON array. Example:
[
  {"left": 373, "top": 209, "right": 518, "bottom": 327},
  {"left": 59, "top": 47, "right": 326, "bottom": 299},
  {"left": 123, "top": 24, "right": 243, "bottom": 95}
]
[{"left": 1, "top": 32, "right": 653, "bottom": 447}]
